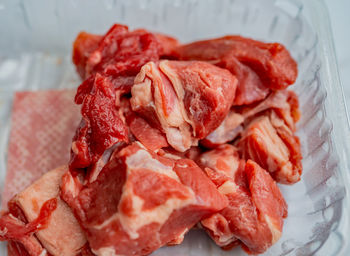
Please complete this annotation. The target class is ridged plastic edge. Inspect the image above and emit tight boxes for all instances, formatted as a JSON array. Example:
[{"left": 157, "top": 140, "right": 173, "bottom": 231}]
[{"left": 306, "top": 0, "right": 350, "bottom": 254}]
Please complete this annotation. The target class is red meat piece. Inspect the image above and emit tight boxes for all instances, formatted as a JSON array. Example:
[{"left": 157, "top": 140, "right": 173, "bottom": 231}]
[
  {"left": 201, "top": 111, "right": 244, "bottom": 148},
  {"left": 130, "top": 60, "right": 237, "bottom": 152},
  {"left": 127, "top": 113, "right": 169, "bottom": 151},
  {"left": 198, "top": 144, "right": 243, "bottom": 180},
  {"left": 171, "top": 36, "right": 297, "bottom": 105},
  {"left": 70, "top": 73, "right": 129, "bottom": 181},
  {"left": 61, "top": 142, "right": 228, "bottom": 256},
  {"left": 3, "top": 166, "right": 86, "bottom": 256},
  {"left": 155, "top": 33, "right": 180, "bottom": 57},
  {"left": 0, "top": 198, "right": 57, "bottom": 256},
  {"left": 7, "top": 241, "right": 31, "bottom": 256},
  {"left": 72, "top": 32, "right": 102, "bottom": 79},
  {"left": 201, "top": 90, "right": 300, "bottom": 148},
  {"left": 72, "top": 25, "right": 180, "bottom": 93},
  {"left": 201, "top": 155, "right": 287, "bottom": 254},
  {"left": 237, "top": 90, "right": 300, "bottom": 131},
  {"left": 238, "top": 113, "right": 302, "bottom": 184},
  {"left": 219, "top": 54, "right": 270, "bottom": 105}
]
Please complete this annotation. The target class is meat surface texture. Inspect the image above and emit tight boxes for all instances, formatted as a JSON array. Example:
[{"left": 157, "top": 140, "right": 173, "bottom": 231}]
[
  {"left": 131, "top": 60, "right": 237, "bottom": 152},
  {"left": 171, "top": 36, "right": 298, "bottom": 105},
  {"left": 199, "top": 145, "right": 287, "bottom": 254},
  {"left": 237, "top": 96, "right": 302, "bottom": 184},
  {"left": 70, "top": 73, "right": 129, "bottom": 181},
  {"left": 61, "top": 142, "right": 228, "bottom": 256}
]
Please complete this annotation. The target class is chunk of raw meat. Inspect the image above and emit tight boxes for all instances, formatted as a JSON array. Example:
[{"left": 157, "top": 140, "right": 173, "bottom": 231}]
[
  {"left": 201, "top": 159, "right": 287, "bottom": 254},
  {"left": 237, "top": 90, "right": 300, "bottom": 131},
  {"left": 201, "top": 90, "right": 300, "bottom": 148},
  {"left": 0, "top": 198, "right": 57, "bottom": 256},
  {"left": 8, "top": 241, "right": 31, "bottom": 256},
  {"left": 70, "top": 73, "right": 129, "bottom": 181},
  {"left": 72, "top": 32, "right": 102, "bottom": 79},
  {"left": 130, "top": 60, "right": 237, "bottom": 152},
  {"left": 61, "top": 142, "right": 228, "bottom": 256},
  {"left": 219, "top": 54, "right": 270, "bottom": 105},
  {"left": 158, "top": 146, "right": 203, "bottom": 162},
  {"left": 7, "top": 166, "right": 86, "bottom": 256},
  {"left": 198, "top": 144, "right": 243, "bottom": 179},
  {"left": 201, "top": 111, "right": 244, "bottom": 148},
  {"left": 238, "top": 114, "right": 302, "bottom": 184},
  {"left": 81, "top": 24, "right": 161, "bottom": 87},
  {"left": 127, "top": 113, "right": 169, "bottom": 151},
  {"left": 72, "top": 25, "right": 180, "bottom": 91},
  {"left": 171, "top": 36, "right": 297, "bottom": 105},
  {"left": 155, "top": 33, "right": 180, "bottom": 57}
]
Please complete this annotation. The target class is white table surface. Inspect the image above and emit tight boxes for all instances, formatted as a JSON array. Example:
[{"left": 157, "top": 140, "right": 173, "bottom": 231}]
[{"left": 325, "top": 0, "right": 350, "bottom": 106}]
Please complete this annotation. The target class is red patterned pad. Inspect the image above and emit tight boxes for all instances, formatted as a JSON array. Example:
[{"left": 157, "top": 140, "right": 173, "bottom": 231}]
[{"left": 2, "top": 90, "right": 80, "bottom": 208}]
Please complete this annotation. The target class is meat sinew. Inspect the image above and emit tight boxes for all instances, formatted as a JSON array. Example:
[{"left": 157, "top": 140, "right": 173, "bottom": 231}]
[
  {"left": 199, "top": 145, "right": 287, "bottom": 254},
  {"left": 61, "top": 142, "right": 228, "bottom": 255},
  {"left": 130, "top": 60, "right": 237, "bottom": 152}
]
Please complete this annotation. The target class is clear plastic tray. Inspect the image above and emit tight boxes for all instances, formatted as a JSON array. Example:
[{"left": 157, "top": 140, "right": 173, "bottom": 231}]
[{"left": 0, "top": 0, "right": 350, "bottom": 255}]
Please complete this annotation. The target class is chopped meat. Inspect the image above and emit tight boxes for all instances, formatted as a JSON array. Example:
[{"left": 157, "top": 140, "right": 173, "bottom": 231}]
[
  {"left": 61, "top": 142, "right": 228, "bottom": 256},
  {"left": 7, "top": 166, "right": 86, "bottom": 256},
  {"left": 0, "top": 198, "right": 57, "bottom": 256},
  {"left": 70, "top": 73, "right": 129, "bottom": 181},
  {"left": 238, "top": 114, "right": 302, "bottom": 184},
  {"left": 171, "top": 35, "right": 297, "bottom": 105},
  {"left": 7, "top": 241, "right": 31, "bottom": 256},
  {"left": 130, "top": 60, "right": 237, "bottom": 152},
  {"left": 198, "top": 144, "right": 243, "bottom": 179},
  {"left": 72, "top": 24, "right": 180, "bottom": 90},
  {"left": 155, "top": 33, "right": 180, "bottom": 57},
  {"left": 219, "top": 54, "right": 270, "bottom": 105},
  {"left": 81, "top": 24, "right": 161, "bottom": 94},
  {"left": 127, "top": 113, "right": 169, "bottom": 151},
  {"left": 201, "top": 111, "right": 244, "bottom": 148},
  {"left": 158, "top": 146, "right": 203, "bottom": 162},
  {"left": 237, "top": 90, "right": 300, "bottom": 130},
  {"left": 3, "top": 24, "right": 303, "bottom": 256},
  {"left": 201, "top": 160, "right": 287, "bottom": 254},
  {"left": 72, "top": 32, "right": 102, "bottom": 79},
  {"left": 1, "top": 214, "right": 45, "bottom": 256},
  {"left": 201, "top": 90, "right": 300, "bottom": 148}
]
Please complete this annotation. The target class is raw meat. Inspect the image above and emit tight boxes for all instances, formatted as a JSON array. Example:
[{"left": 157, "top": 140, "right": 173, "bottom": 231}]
[
  {"left": 171, "top": 35, "right": 297, "bottom": 105},
  {"left": 237, "top": 90, "right": 300, "bottom": 130},
  {"left": 0, "top": 198, "right": 57, "bottom": 256},
  {"left": 72, "top": 25, "right": 179, "bottom": 89},
  {"left": 70, "top": 73, "right": 129, "bottom": 182},
  {"left": 198, "top": 144, "right": 243, "bottom": 179},
  {"left": 61, "top": 142, "right": 228, "bottom": 256},
  {"left": 200, "top": 150, "right": 287, "bottom": 254},
  {"left": 155, "top": 33, "right": 180, "bottom": 57},
  {"left": 127, "top": 113, "right": 169, "bottom": 151},
  {"left": 3, "top": 24, "right": 302, "bottom": 256},
  {"left": 201, "top": 90, "right": 300, "bottom": 148},
  {"left": 2, "top": 166, "right": 86, "bottom": 256},
  {"left": 238, "top": 113, "right": 302, "bottom": 184},
  {"left": 130, "top": 60, "right": 237, "bottom": 152},
  {"left": 201, "top": 111, "right": 244, "bottom": 148},
  {"left": 72, "top": 32, "right": 102, "bottom": 79}
]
